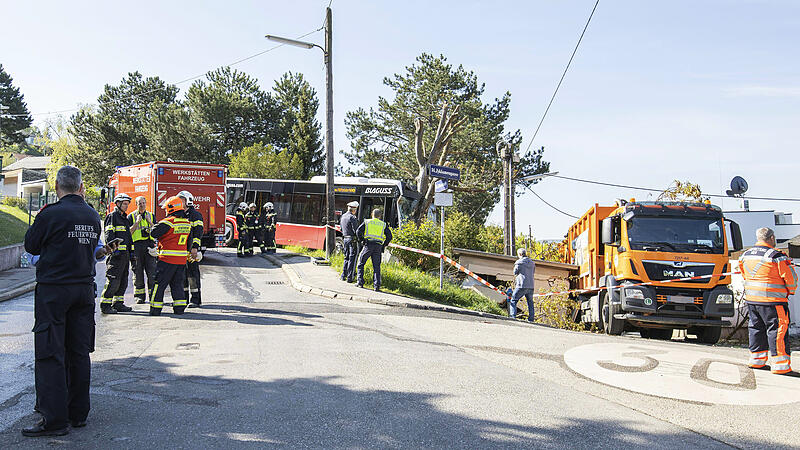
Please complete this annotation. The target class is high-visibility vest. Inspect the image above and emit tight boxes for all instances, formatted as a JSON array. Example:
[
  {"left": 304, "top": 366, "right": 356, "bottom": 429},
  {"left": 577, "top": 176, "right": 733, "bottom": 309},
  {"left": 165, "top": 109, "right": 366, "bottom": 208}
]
[
  {"left": 738, "top": 243, "right": 797, "bottom": 304},
  {"left": 128, "top": 210, "right": 155, "bottom": 242},
  {"left": 156, "top": 215, "right": 192, "bottom": 264},
  {"left": 364, "top": 218, "right": 386, "bottom": 243}
]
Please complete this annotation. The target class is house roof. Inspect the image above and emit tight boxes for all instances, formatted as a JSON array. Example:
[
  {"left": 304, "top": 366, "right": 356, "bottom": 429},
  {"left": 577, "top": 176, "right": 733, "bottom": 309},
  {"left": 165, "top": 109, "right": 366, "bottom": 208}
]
[
  {"left": 2, "top": 156, "right": 51, "bottom": 172},
  {"left": 22, "top": 169, "right": 47, "bottom": 183}
]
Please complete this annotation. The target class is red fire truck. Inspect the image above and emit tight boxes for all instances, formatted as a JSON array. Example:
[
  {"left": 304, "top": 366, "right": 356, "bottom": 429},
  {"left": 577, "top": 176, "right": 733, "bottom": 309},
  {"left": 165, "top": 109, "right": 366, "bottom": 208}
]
[{"left": 104, "top": 161, "right": 227, "bottom": 250}]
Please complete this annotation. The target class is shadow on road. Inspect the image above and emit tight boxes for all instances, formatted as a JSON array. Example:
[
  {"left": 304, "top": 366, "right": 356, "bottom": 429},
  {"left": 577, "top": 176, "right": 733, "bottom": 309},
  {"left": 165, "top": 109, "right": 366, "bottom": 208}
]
[{"left": 1, "top": 355, "right": 755, "bottom": 449}]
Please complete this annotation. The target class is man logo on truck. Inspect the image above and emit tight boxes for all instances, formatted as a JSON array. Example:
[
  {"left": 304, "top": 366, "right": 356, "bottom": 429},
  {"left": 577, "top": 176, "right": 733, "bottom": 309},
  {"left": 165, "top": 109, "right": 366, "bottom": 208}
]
[{"left": 663, "top": 270, "right": 695, "bottom": 278}]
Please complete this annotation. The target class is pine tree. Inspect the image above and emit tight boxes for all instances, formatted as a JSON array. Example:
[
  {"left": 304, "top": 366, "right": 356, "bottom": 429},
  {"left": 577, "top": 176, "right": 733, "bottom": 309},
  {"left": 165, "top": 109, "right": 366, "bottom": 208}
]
[{"left": 0, "top": 64, "right": 33, "bottom": 146}]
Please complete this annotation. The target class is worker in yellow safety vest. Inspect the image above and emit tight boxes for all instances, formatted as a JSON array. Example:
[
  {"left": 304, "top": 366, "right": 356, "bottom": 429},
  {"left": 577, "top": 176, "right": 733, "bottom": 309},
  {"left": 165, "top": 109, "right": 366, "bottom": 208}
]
[{"left": 355, "top": 208, "right": 393, "bottom": 292}]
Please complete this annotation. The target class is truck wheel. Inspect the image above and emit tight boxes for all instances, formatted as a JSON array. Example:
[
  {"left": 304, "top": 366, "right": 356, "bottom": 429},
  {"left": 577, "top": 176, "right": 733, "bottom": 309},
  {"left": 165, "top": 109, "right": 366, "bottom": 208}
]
[
  {"left": 646, "top": 328, "right": 673, "bottom": 340},
  {"left": 601, "top": 292, "right": 624, "bottom": 335},
  {"left": 224, "top": 222, "right": 236, "bottom": 247},
  {"left": 697, "top": 326, "right": 722, "bottom": 345}
]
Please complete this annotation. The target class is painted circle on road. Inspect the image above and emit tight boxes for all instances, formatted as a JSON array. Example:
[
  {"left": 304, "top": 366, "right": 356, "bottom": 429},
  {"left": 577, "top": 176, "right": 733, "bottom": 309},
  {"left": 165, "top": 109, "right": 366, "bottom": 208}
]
[{"left": 564, "top": 342, "right": 800, "bottom": 405}]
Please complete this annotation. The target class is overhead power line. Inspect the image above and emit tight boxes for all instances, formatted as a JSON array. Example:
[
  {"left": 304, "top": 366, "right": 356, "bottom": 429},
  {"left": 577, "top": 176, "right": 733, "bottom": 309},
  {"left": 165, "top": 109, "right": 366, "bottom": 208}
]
[
  {"left": 524, "top": 0, "right": 600, "bottom": 154},
  {"left": 550, "top": 174, "right": 800, "bottom": 202},
  {"left": 525, "top": 185, "right": 579, "bottom": 218},
  {"left": 7, "top": 27, "right": 324, "bottom": 118}
]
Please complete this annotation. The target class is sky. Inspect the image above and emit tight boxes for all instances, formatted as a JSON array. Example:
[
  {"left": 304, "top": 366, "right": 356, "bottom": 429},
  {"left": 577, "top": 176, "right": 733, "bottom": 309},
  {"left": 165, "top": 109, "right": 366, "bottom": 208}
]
[{"left": 2, "top": 0, "right": 799, "bottom": 239}]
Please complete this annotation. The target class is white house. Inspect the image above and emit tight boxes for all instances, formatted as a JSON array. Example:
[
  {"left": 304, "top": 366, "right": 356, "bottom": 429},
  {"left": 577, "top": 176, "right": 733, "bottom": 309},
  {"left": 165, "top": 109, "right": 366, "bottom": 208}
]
[
  {"left": 724, "top": 209, "right": 800, "bottom": 247},
  {"left": 1, "top": 156, "right": 51, "bottom": 200}
]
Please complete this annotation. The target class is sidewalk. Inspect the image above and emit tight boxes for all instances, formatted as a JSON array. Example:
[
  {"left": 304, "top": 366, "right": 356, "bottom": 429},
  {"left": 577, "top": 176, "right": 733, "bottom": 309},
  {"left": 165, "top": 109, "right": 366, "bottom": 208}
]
[
  {"left": 0, "top": 267, "right": 36, "bottom": 302},
  {"left": 263, "top": 250, "right": 514, "bottom": 322}
]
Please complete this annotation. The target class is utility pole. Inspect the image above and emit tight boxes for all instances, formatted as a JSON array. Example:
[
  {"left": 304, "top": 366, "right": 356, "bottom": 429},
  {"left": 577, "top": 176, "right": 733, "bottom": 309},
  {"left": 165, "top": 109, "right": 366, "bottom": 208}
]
[
  {"left": 323, "top": 7, "right": 335, "bottom": 259},
  {"left": 500, "top": 141, "right": 517, "bottom": 256}
]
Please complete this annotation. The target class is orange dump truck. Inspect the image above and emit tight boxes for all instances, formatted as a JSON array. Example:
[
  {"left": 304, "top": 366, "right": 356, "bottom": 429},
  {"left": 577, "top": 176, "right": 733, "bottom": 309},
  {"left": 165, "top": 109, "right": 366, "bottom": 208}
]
[
  {"left": 105, "top": 161, "right": 227, "bottom": 250},
  {"left": 562, "top": 200, "right": 743, "bottom": 343}
]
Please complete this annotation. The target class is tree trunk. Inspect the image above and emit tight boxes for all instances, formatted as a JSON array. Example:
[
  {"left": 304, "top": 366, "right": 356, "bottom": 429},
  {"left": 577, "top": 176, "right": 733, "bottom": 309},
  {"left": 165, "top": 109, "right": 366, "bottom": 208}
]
[{"left": 410, "top": 104, "right": 463, "bottom": 223}]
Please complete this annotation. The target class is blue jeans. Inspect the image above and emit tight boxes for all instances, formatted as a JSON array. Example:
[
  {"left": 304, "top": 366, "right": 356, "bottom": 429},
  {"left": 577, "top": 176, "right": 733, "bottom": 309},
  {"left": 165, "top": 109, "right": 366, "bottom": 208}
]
[{"left": 509, "top": 287, "right": 535, "bottom": 322}]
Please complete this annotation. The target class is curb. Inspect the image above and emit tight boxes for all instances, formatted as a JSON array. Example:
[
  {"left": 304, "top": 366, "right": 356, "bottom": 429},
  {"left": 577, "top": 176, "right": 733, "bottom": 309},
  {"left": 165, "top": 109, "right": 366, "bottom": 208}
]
[
  {"left": 0, "top": 281, "right": 36, "bottom": 303},
  {"left": 262, "top": 253, "right": 517, "bottom": 323}
]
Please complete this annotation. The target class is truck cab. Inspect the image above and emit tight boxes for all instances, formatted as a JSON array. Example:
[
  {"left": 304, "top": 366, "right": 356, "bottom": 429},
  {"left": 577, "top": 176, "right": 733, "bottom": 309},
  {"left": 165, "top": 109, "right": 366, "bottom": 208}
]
[{"left": 566, "top": 200, "right": 743, "bottom": 343}]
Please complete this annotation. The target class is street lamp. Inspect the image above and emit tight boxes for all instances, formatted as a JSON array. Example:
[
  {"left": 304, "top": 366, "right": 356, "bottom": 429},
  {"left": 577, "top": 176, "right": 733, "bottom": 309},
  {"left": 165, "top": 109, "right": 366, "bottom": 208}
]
[
  {"left": 266, "top": 7, "right": 336, "bottom": 260},
  {"left": 520, "top": 171, "right": 560, "bottom": 183}
]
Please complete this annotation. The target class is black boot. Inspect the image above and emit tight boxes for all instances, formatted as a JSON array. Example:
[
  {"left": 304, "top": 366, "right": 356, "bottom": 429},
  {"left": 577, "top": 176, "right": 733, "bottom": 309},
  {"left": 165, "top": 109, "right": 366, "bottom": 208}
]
[
  {"left": 173, "top": 307, "right": 186, "bottom": 315},
  {"left": 100, "top": 303, "right": 117, "bottom": 314},
  {"left": 22, "top": 419, "right": 69, "bottom": 437},
  {"left": 149, "top": 307, "right": 162, "bottom": 316},
  {"left": 112, "top": 302, "right": 132, "bottom": 313}
]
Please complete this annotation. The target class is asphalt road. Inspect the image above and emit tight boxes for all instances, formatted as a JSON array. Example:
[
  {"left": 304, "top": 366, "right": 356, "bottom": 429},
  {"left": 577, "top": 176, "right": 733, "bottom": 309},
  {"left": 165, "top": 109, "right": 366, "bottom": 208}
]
[{"left": 1, "top": 248, "right": 798, "bottom": 449}]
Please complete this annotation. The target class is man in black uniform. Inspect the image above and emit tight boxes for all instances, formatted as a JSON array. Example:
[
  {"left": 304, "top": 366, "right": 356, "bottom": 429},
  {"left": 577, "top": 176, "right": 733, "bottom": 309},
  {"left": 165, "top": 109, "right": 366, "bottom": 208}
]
[
  {"left": 356, "top": 208, "right": 393, "bottom": 292},
  {"left": 244, "top": 203, "right": 259, "bottom": 256},
  {"left": 100, "top": 193, "right": 134, "bottom": 314},
  {"left": 340, "top": 201, "right": 359, "bottom": 282},
  {"left": 235, "top": 202, "right": 248, "bottom": 257},
  {"left": 178, "top": 191, "right": 204, "bottom": 307},
  {"left": 263, "top": 201, "right": 277, "bottom": 254},
  {"left": 23, "top": 165, "right": 116, "bottom": 437}
]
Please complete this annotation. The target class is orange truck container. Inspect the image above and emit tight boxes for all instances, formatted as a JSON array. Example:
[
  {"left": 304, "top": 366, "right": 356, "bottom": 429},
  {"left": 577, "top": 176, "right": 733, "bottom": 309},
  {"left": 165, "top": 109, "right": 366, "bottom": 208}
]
[
  {"left": 105, "top": 161, "right": 227, "bottom": 250},
  {"left": 562, "top": 200, "right": 743, "bottom": 343}
]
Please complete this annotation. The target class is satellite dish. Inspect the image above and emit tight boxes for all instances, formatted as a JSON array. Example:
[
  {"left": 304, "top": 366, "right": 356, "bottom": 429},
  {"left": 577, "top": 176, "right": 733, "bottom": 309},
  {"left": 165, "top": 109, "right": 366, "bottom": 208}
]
[{"left": 726, "top": 176, "right": 748, "bottom": 197}]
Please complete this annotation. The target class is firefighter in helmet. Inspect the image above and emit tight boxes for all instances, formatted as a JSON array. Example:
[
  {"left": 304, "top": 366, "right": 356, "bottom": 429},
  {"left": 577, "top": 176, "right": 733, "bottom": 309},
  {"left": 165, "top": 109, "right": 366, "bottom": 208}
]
[
  {"left": 100, "top": 193, "right": 134, "bottom": 314},
  {"left": 148, "top": 196, "right": 193, "bottom": 315},
  {"left": 236, "top": 202, "right": 248, "bottom": 257}
]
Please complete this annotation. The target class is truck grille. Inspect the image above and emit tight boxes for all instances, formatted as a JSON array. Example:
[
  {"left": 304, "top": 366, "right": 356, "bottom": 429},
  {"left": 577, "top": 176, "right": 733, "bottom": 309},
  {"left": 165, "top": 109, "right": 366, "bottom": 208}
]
[{"left": 641, "top": 260, "right": 715, "bottom": 283}]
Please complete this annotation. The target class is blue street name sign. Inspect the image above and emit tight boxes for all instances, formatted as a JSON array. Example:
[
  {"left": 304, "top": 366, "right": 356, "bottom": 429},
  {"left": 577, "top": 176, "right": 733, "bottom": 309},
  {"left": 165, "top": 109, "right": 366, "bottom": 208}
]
[{"left": 428, "top": 164, "right": 460, "bottom": 181}]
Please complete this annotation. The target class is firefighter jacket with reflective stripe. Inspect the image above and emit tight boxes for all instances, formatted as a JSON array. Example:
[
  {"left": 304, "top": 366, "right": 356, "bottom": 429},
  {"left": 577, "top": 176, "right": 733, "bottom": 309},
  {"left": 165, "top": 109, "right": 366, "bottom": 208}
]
[
  {"left": 150, "top": 211, "right": 192, "bottom": 265},
  {"left": 128, "top": 210, "right": 155, "bottom": 242},
  {"left": 187, "top": 206, "right": 204, "bottom": 249},
  {"left": 245, "top": 211, "right": 259, "bottom": 231},
  {"left": 260, "top": 210, "right": 276, "bottom": 230},
  {"left": 357, "top": 218, "right": 393, "bottom": 245},
  {"left": 104, "top": 208, "right": 133, "bottom": 253},
  {"left": 738, "top": 243, "right": 797, "bottom": 304},
  {"left": 236, "top": 210, "right": 246, "bottom": 231}
]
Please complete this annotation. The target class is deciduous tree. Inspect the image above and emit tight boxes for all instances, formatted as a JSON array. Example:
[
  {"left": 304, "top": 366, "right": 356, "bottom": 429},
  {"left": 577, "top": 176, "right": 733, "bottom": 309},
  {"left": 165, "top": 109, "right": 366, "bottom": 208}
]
[
  {"left": 228, "top": 142, "right": 303, "bottom": 179},
  {"left": 344, "top": 54, "right": 548, "bottom": 224}
]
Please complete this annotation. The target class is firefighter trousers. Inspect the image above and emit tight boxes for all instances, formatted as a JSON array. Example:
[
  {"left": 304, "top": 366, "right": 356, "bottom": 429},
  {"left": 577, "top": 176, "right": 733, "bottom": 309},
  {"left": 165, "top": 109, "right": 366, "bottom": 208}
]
[
  {"left": 184, "top": 260, "right": 202, "bottom": 305},
  {"left": 132, "top": 241, "right": 156, "bottom": 301},
  {"left": 357, "top": 242, "right": 383, "bottom": 289},
  {"left": 101, "top": 252, "right": 129, "bottom": 305},
  {"left": 33, "top": 283, "right": 94, "bottom": 430},
  {"left": 150, "top": 261, "right": 187, "bottom": 315},
  {"left": 264, "top": 227, "right": 276, "bottom": 253},
  {"left": 748, "top": 303, "right": 792, "bottom": 374},
  {"left": 238, "top": 229, "right": 252, "bottom": 256}
]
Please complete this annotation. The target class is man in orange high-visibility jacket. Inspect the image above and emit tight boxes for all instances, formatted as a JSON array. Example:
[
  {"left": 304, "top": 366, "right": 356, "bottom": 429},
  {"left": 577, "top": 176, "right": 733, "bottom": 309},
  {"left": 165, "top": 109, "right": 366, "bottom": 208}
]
[
  {"left": 738, "top": 227, "right": 797, "bottom": 374},
  {"left": 148, "top": 196, "right": 195, "bottom": 316}
]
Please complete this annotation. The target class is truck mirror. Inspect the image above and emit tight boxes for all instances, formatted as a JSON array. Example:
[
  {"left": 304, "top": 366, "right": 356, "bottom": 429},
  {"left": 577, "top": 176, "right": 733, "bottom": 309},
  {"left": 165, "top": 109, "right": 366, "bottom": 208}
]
[
  {"left": 100, "top": 188, "right": 107, "bottom": 202},
  {"left": 601, "top": 217, "right": 614, "bottom": 246},
  {"left": 728, "top": 220, "right": 743, "bottom": 252}
]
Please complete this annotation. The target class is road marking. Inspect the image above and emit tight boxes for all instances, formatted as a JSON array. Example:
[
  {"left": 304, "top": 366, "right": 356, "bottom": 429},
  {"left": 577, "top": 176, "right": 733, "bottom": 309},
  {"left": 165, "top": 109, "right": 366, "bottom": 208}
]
[{"left": 564, "top": 342, "right": 800, "bottom": 405}]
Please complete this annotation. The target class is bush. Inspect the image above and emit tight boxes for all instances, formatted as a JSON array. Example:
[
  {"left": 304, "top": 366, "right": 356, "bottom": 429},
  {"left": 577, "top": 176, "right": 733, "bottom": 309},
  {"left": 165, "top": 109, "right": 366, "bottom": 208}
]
[
  {"left": 391, "top": 219, "right": 440, "bottom": 271},
  {"left": 2, "top": 196, "right": 28, "bottom": 211}
]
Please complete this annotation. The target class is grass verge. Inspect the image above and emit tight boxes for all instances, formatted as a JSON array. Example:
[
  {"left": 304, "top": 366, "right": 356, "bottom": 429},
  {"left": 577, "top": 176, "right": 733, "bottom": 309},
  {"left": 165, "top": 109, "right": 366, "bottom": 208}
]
[
  {"left": 282, "top": 244, "right": 505, "bottom": 315},
  {"left": 0, "top": 205, "right": 30, "bottom": 247}
]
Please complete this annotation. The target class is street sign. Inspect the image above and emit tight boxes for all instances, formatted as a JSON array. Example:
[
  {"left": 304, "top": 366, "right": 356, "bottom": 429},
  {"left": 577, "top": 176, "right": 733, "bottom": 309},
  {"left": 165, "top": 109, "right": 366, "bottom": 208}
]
[
  {"left": 434, "top": 179, "right": 448, "bottom": 193},
  {"left": 428, "top": 164, "right": 460, "bottom": 181},
  {"left": 434, "top": 192, "right": 453, "bottom": 207}
]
